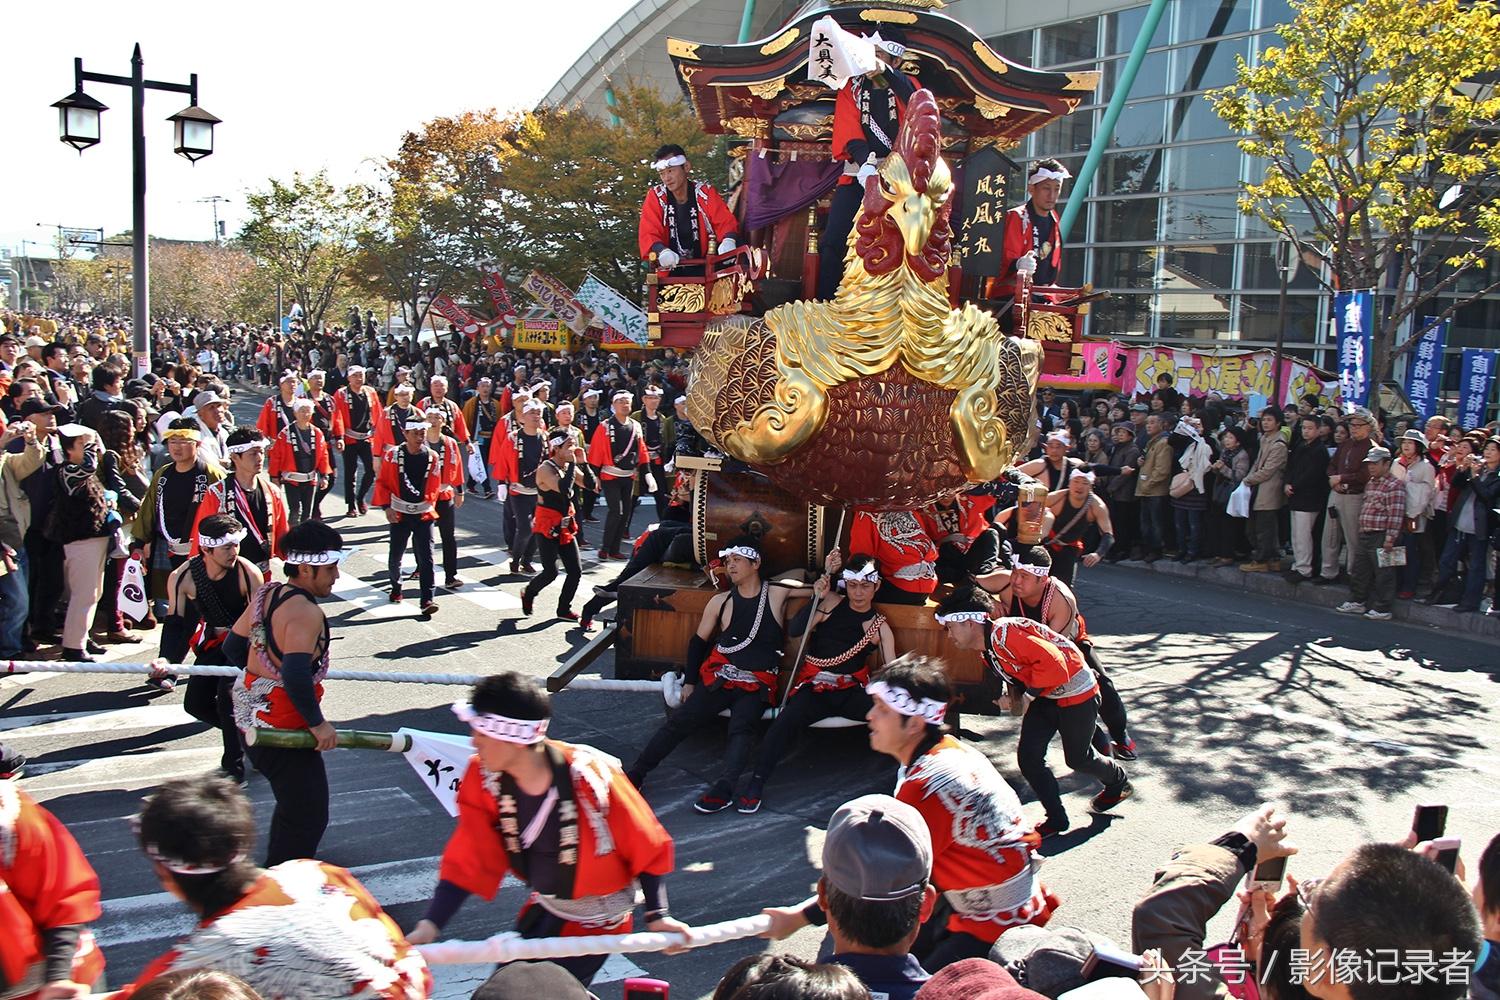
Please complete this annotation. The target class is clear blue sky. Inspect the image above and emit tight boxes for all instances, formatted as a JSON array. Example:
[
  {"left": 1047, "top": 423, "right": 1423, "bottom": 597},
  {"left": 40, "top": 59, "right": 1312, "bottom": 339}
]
[{"left": 0, "top": 0, "right": 639, "bottom": 260}]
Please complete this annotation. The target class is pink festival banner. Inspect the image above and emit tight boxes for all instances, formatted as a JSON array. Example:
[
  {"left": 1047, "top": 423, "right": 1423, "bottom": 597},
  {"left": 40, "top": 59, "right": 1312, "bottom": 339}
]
[{"left": 1043, "top": 342, "right": 1336, "bottom": 407}]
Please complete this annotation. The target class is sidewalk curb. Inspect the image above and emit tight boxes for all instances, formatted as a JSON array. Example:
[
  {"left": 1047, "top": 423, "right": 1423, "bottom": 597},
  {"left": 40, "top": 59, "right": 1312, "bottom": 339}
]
[{"left": 1106, "top": 558, "right": 1500, "bottom": 644}]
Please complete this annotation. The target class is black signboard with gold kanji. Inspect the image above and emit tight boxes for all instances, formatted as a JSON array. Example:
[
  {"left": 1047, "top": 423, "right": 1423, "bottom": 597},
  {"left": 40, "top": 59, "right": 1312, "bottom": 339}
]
[{"left": 955, "top": 147, "right": 1015, "bottom": 281}]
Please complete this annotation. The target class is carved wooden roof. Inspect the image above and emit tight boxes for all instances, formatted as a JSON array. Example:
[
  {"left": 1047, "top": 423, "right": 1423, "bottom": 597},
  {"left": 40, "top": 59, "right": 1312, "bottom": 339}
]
[{"left": 667, "top": 3, "right": 1097, "bottom": 153}]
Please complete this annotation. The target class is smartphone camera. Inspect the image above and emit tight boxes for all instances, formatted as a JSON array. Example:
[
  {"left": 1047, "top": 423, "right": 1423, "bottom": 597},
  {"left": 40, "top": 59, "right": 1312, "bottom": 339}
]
[
  {"left": 1413, "top": 803, "right": 1448, "bottom": 843},
  {"left": 1248, "top": 855, "right": 1289, "bottom": 893},
  {"left": 1432, "top": 837, "right": 1461, "bottom": 875}
]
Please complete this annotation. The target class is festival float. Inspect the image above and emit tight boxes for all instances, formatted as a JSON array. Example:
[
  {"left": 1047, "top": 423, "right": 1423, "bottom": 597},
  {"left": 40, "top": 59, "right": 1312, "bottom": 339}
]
[{"left": 556, "top": 0, "right": 1102, "bottom": 715}]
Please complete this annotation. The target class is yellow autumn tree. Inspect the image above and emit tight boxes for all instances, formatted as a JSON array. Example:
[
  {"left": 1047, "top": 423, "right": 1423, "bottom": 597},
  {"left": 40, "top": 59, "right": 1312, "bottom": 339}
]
[{"left": 1209, "top": 0, "right": 1500, "bottom": 381}]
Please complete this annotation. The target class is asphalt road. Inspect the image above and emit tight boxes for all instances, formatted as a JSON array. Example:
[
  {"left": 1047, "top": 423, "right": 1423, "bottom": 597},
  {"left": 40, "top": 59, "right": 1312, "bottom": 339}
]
[{"left": 5, "top": 386, "right": 1498, "bottom": 999}]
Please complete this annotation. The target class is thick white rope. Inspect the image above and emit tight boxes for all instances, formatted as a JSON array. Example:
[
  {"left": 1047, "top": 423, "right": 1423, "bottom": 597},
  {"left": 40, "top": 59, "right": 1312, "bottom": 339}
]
[{"left": 417, "top": 913, "right": 771, "bottom": 965}]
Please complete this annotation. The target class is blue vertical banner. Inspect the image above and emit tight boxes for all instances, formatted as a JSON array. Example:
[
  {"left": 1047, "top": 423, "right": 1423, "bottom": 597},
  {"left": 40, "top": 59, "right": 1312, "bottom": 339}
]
[
  {"left": 1334, "top": 289, "right": 1374, "bottom": 410},
  {"left": 1403, "top": 318, "right": 1448, "bottom": 420},
  {"left": 1457, "top": 348, "right": 1498, "bottom": 429}
]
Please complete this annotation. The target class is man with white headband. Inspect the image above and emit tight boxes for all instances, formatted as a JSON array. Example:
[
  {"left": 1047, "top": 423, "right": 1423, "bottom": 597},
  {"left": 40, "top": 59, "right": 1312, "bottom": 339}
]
[
  {"left": 574, "top": 386, "right": 606, "bottom": 520},
  {"left": 737, "top": 551, "right": 895, "bottom": 815},
  {"left": 127, "top": 774, "right": 430, "bottom": 999},
  {"left": 934, "top": 584, "right": 1131, "bottom": 840},
  {"left": 819, "top": 28, "right": 919, "bottom": 300},
  {"left": 333, "top": 364, "right": 383, "bottom": 516},
  {"left": 132, "top": 417, "right": 225, "bottom": 616},
  {"left": 638, "top": 143, "right": 739, "bottom": 276},
  {"left": 163, "top": 513, "right": 262, "bottom": 783},
  {"left": 626, "top": 534, "right": 804, "bottom": 814},
  {"left": 372, "top": 382, "right": 419, "bottom": 474},
  {"left": 763, "top": 654, "right": 1053, "bottom": 972},
  {"left": 1040, "top": 467, "right": 1115, "bottom": 588},
  {"left": 493, "top": 397, "right": 549, "bottom": 575},
  {"left": 992, "top": 156, "right": 1072, "bottom": 323},
  {"left": 975, "top": 545, "right": 1136, "bottom": 761},
  {"left": 191, "top": 427, "right": 288, "bottom": 578},
  {"left": 255, "top": 371, "right": 301, "bottom": 439},
  {"left": 586, "top": 389, "right": 650, "bottom": 561},
  {"left": 224, "top": 520, "right": 349, "bottom": 864},
  {"left": 418, "top": 374, "right": 470, "bottom": 448},
  {"left": 632, "top": 383, "right": 675, "bottom": 512},
  {"left": 520, "top": 431, "right": 595, "bottom": 621},
  {"left": 408, "top": 672, "right": 685, "bottom": 986},
  {"left": 303, "top": 369, "right": 344, "bottom": 515},
  {"left": 268, "top": 397, "right": 332, "bottom": 527},
  {"left": 1017, "top": 429, "right": 1086, "bottom": 492},
  {"left": 372, "top": 417, "right": 443, "bottom": 616}
]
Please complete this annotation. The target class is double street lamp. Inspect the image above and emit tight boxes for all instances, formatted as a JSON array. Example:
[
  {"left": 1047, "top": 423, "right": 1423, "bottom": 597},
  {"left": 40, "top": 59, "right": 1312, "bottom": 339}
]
[{"left": 51, "top": 45, "right": 220, "bottom": 375}]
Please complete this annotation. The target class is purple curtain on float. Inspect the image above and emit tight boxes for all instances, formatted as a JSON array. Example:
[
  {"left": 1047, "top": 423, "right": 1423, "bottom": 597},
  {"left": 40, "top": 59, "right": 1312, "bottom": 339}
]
[{"left": 743, "top": 154, "right": 844, "bottom": 231}]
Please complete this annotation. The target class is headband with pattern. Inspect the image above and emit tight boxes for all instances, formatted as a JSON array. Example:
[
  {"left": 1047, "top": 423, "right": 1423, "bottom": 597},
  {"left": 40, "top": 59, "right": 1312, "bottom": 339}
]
[
  {"left": 284, "top": 548, "right": 353, "bottom": 566},
  {"left": 405, "top": 418, "right": 430, "bottom": 431},
  {"left": 1013, "top": 563, "right": 1051, "bottom": 578},
  {"left": 226, "top": 438, "right": 269, "bottom": 455},
  {"left": 719, "top": 545, "right": 761, "bottom": 562},
  {"left": 162, "top": 427, "right": 202, "bottom": 442},
  {"left": 452, "top": 701, "right": 549, "bottom": 745},
  {"left": 934, "top": 610, "right": 989, "bottom": 626},
  {"left": 1028, "top": 166, "right": 1072, "bottom": 185},
  {"left": 199, "top": 528, "right": 247, "bottom": 549},
  {"left": 842, "top": 564, "right": 880, "bottom": 583},
  {"left": 867, "top": 680, "right": 947, "bottom": 725}
]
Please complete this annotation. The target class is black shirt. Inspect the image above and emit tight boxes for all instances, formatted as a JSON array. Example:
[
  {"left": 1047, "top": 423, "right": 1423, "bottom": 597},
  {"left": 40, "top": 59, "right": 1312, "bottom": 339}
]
[{"left": 1028, "top": 203, "right": 1059, "bottom": 286}]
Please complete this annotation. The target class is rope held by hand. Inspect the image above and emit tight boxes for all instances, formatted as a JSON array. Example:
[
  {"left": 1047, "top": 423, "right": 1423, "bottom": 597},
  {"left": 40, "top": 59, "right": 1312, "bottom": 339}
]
[{"left": 416, "top": 913, "right": 772, "bottom": 964}]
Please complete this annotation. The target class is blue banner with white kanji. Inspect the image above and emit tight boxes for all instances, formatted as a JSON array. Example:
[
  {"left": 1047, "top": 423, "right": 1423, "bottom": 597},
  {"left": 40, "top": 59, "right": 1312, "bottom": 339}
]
[
  {"left": 1457, "top": 348, "right": 1497, "bottom": 429},
  {"left": 1403, "top": 318, "right": 1448, "bottom": 421},
  {"left": 1334, "top": 289, "right": 1374, "bottom": 410}
]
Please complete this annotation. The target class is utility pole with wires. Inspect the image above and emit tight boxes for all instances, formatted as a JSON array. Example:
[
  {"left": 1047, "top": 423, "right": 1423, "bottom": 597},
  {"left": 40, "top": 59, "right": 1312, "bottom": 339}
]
[{"left": 198, "top": 195, "right": 229, "bottom": 244}]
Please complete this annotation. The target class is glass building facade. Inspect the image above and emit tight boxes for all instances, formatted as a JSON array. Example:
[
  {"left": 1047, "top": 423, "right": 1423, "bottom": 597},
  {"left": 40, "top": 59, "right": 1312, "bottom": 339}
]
[{"left": 978, "top": 0, "right": 1496, "bottom": 382}]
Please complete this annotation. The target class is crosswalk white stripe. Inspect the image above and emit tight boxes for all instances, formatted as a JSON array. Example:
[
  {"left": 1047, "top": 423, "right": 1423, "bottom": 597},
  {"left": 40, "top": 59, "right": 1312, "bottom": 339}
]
[{"left": 0, "top": 703, "right": 194, "bottom": 738}]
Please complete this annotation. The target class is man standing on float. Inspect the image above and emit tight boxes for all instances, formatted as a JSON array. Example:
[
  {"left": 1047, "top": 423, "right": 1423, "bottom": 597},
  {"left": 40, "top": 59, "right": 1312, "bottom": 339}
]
[
  {"left": 992, "top": 158, "right": 1071, "bottom": 325},
  {"left": 638, "top": 144, "right": 739, "bottom": 275},
  {"left": 818, "top": 32, "right": 917, "bottom": 300}
]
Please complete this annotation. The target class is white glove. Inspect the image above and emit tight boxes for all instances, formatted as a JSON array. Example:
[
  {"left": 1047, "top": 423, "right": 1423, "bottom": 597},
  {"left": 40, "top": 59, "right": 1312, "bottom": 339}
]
[
  {"left": 645, "top": 473, "right": 659, "bottom": 494},
  {"left": 856, "top": 154, "right": 878, "bottom": 186},
  {"left": 497, "top": 484, "right": 509, "bottom": 502},
  {"left": 716, "top": 237, "right": 736, "bottom": 254},
  {"left": 1015, "top": 251, "right": 1038, "bottom": 277},
  {"left": 657, "top": 249, "right": 680, "bottom": 270}
]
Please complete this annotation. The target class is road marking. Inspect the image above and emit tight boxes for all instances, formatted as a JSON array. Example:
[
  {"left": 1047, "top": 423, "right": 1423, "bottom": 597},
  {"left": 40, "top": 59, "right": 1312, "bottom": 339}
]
[{"left": 0, "top": 703, "right": 194, "bottom": 738}]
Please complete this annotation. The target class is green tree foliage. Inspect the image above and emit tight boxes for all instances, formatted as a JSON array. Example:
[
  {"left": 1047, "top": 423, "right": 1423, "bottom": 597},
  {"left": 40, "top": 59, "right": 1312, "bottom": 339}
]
[
  {"left": 1209, "top": 0, "right": 1500, "bottom": 381},
  {"left": 239, "top": 171, "right": 367, "bottom": 332}
]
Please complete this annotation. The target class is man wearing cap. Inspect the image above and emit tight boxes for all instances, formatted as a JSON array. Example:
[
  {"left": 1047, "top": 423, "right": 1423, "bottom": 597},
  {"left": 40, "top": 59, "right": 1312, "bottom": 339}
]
[
  {"left": 632, "top": 385, "right": 675, "bottom": 512},
  {"left": 626, "top": 534, "right": 805, "bottom": 813},
  {"left": 588, "top": 389, "right": 651, "bottom": 560},
  {"left": 1318, "top": 406, "right": 1376, "bottom": 583},
  {"left": 302, "top": 369, "right": 344, "bottom": 515},
  {"left": 162, "top": 513, "right": 262, "bottom": 782},
  {"left": 372, "top": 382, "right": 420, "bottom": 474},
  {"left": 223, "top": 521, "right": 348, "bottom": 865},
  {"left": 12, "top": 398, "right": 71, "bottom": 643},
  {"left": 772, "top": 794, "right": 937, "bottom": 999},
  {"left": 991, "top": 158, "right": 1071, "bottom": 325},
  {"left": 408, "top": 672, "right": 685, "bottom": 986},
  {"left": 1041, "top": 469, "right": 1114, "bottom": 589},
  {"left": 191, "top": 427, "right": 288, "bottom": 579},
  {"left": 425, "top": 407, "right": 466, "bottom": 591},
  {"left": 738, "top": 551, "right": 893, "bottom": 814},
  {"left": 461, "top": 377, "right": 500, "bottom": 499},
  {"left": 333, "top": 365, "right": 383, "bottom": 516},
  {"left": 192, "top": 388, "right": 233, "bottom": 469},
  {"left": 132, "top": 417, "right": 227, "bottom": 612},
  {"left": 765, "top": 655, "right": 1053, "bottom": 972},
  {"left": 1336, "top": 444, "right": 1407, "bottom": 620},
  {"left": 269, "top": 399, "right": 332, "bottom": 527},
  {"left": 937, "top": 586, "right": 1131, "bottom": 838},
  {"left": 255, "top": 372, "right": 301, "bottom": 440},
  {"left": 638, "top": 144, "right": 739, "bottom": 277},
  {"left": 493, "top": 397, "right": 549, "bottom": 575},
  {"left": 820, "top": 32, "right": 918, "bottom": 300}
]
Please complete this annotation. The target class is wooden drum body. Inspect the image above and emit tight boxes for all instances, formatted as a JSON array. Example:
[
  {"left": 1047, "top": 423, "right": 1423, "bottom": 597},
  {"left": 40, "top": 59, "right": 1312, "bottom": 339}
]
[{"left": 691, "top": 467, "right": 830, "bottom": 578}]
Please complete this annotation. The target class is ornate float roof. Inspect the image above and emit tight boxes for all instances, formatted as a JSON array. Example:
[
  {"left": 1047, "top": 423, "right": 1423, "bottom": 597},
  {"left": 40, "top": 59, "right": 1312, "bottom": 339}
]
[{"left": 666, "top": 1, "right": 1098, "bottom": 152}]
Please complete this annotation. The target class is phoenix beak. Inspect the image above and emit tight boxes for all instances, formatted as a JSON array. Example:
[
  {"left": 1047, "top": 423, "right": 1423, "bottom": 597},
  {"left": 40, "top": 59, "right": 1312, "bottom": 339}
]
[{"left": 895, "top": 193, "right": 934, "bottom": 256}]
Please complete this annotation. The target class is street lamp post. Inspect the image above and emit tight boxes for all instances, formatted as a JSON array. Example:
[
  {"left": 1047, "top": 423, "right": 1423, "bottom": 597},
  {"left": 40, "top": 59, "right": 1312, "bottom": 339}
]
[
  {"left": 51, "top": 45, "right": 219, "bottom": 377},
  {"left": 1271, "top": 235, "right": 1298, "bottom": 407}
]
